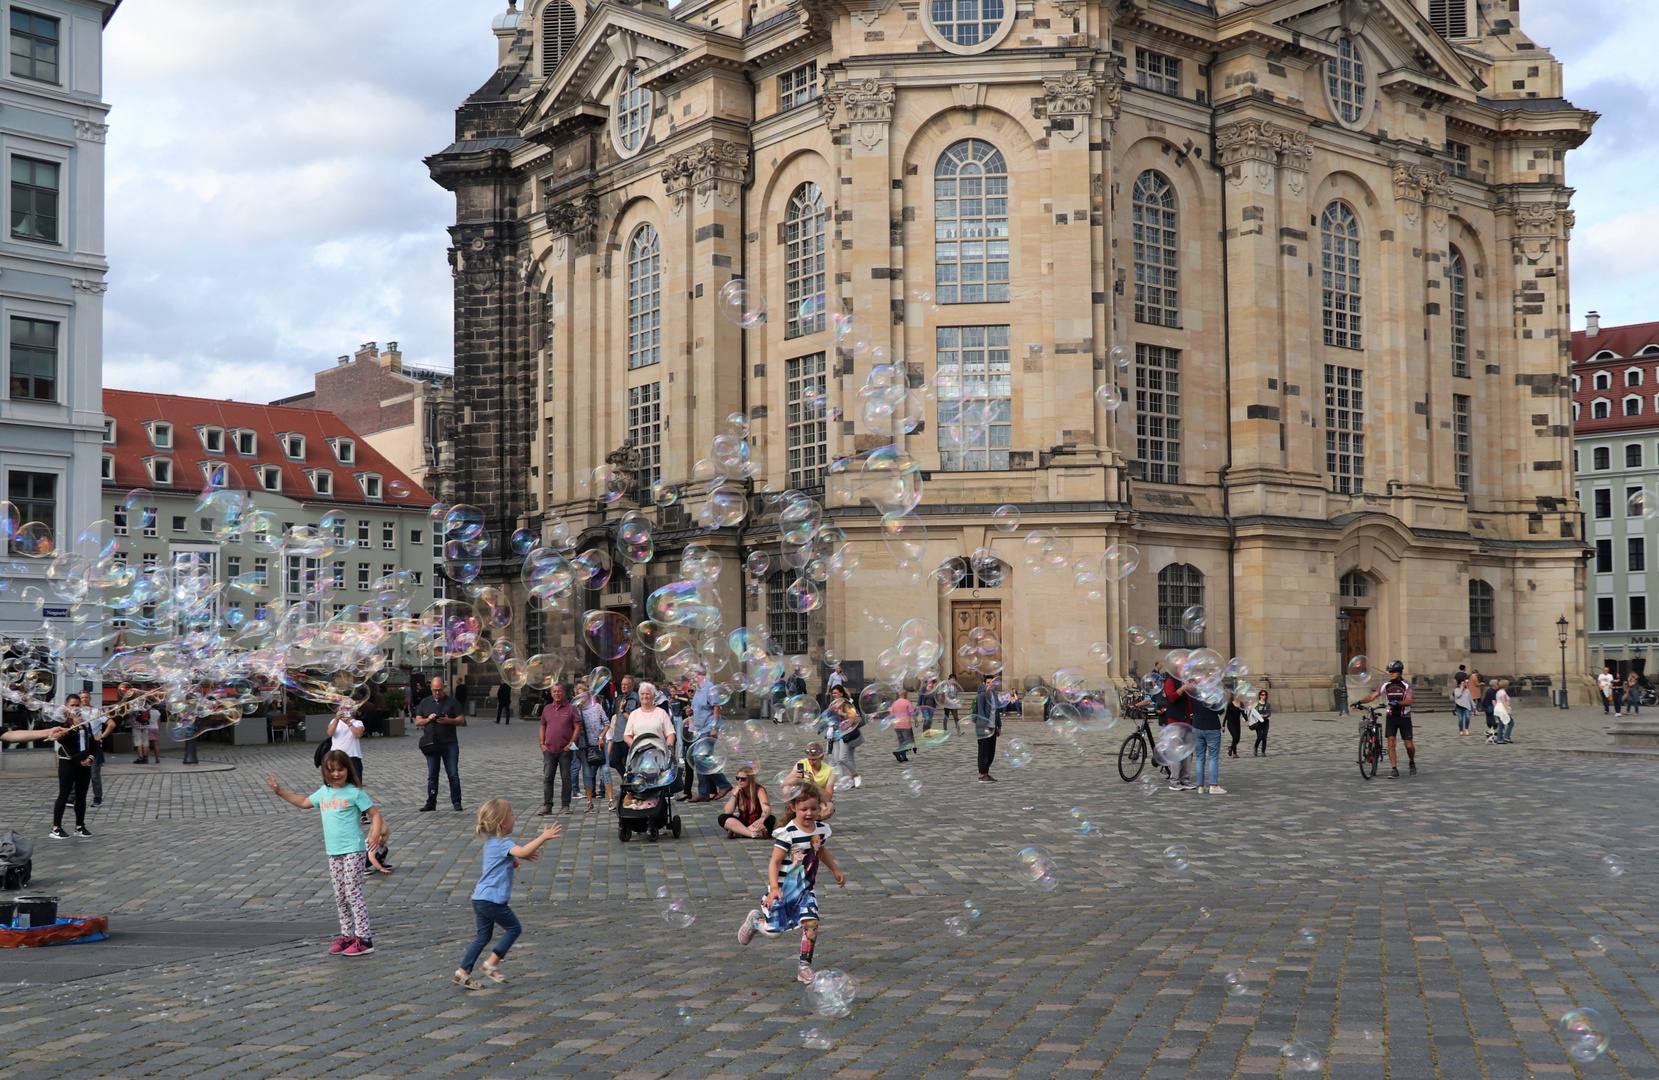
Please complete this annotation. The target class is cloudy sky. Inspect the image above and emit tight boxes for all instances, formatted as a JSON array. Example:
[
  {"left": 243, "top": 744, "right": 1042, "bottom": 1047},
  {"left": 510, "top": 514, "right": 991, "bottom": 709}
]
[{"left": 101, "top": 0, "right": 1652, "bottom": 402}]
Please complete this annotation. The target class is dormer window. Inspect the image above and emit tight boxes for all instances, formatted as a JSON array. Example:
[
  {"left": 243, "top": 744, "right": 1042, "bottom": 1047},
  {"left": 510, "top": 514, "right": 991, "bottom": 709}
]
[
  {"left": 201, "top": 461, "right": 228, "bottom": 488},
  {"left": 1592, "top": 350, "right": 1619, "bottom": 361},
  {"left": 329, "top": 437, "right": 356, "bottom": 465},
  {"left": 102, "top": 417, "right": 114, "bottom": 444},
  {"left": 282, "top": 434, "right": 305, "bottom": 460},
  {"left": 100, "top": 454, "right": 113, "bottom": 482},
  {"left": 198, "top": 426, "right": 225, "bottom": 453},
  {"left": 308, "top": 469, "right": 334, "bottom": 496},
  {"left": 1641, "top": 345, "right": 1659, "bottom": 357},
  {"left": 356, "top": 473, "right": 383, "bottom": 500},
  {"left": 147, "top": 421, "right": 173, "bottom": 449},
  {"left": 233, "top": 429, "right": 256, "bottom": 456},
  {"left": 147, "top": 457, "right": 173, "bottom": 485},
  {"left": 258, "top": 465, "right": 282, "bottom": 492}
]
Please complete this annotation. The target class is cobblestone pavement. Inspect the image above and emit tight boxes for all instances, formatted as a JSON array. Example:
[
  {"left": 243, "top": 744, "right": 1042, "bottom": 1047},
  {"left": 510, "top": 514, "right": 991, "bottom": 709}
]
[{"left": 0, "top": 705, "right": 1655, "bottom": 1078}]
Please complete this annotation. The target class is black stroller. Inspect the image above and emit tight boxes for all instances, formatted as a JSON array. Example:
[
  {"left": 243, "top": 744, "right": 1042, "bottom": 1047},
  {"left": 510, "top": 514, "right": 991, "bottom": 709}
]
[{"left": 617, "top": 733, "right": 683, "bottom": 842}]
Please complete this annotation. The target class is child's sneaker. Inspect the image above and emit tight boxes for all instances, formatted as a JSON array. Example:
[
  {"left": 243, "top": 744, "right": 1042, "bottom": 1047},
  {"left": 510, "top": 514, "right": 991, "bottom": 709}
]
[
  {"left": 737, "top": 909, "right": 761, "bottom": 945},
  {"left": 797, "top": 962, "right": 815, "bottom": 984},
  {"left": 343, "top": 938, "right": 373, "bottom": 956},
  {"left": 329, "top": 936, "right": 350, "bottom": 954}
]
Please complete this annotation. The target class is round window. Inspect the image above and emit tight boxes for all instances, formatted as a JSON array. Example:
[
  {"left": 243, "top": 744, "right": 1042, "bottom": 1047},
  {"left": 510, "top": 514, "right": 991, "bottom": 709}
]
[
  {"left": 1325, "top": 36, "right": 1370, "bottom": 128},
  {"left": 922, "top": 0, "right": 1013, "bottom": 55},
  {"left": 614, "top": 70, "right": 653, "bottom": 156}
]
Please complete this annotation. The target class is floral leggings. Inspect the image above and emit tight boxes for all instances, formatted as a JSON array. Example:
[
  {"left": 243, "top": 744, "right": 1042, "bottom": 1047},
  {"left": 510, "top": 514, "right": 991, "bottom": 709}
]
[{"left": 327, "top": 853, "right": 372, "bottom": 939}]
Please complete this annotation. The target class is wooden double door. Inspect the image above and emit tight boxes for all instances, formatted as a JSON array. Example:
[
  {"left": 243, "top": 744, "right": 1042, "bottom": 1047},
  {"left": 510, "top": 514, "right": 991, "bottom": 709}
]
[{"left": 951, "top": 601, "right": 1002, "bottom": 691}]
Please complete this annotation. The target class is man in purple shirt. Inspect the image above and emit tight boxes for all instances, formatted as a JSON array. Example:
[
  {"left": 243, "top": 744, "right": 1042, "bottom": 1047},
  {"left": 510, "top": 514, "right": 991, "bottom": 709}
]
[{"left": 540, "top": 682, "right": 581, "bottom": 815}]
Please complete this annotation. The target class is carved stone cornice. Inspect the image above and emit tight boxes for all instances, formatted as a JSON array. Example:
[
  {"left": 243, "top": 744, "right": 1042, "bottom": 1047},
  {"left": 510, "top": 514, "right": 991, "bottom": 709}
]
[
  {"left": 660, "top": 140, "right": 750, "bottom": 214},
  {"left": 1215, "top": 118, "right": 1281, "bottom": 168},
  {"left": 71, "top": 278, "right": 107, "bottom": 293},
  {"left": 1391, "top": 161, "right": 1453, "bottom": 206},
  {"left": 823, "top": 78, "right": 896, "bottom": 128},
  {"left": 73, "top": 120, "right": 106, "bottom": 143},
  {"left": 1508, "top": 202, "right": 1560, "bottom": 234},
  {"left": 1040, "top": 72, "right": 1096, "bottom": 143},
  {"left": 1099, "top": 65, "right": 1123, "bottom": 124},
  {"left": 546, "top": 192, "right": 601, "bottom": 237}
]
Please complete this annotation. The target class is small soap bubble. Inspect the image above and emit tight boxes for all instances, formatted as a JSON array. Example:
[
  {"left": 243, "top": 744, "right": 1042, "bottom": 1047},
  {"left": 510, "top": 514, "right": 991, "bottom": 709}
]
[
  {"left": 1096, "top": 383, "right": 1124, "bottom": 411},
  {"left": 716, "top": 280, "right": 767, "bottom": 329},
  {"left": 1102, "top": 544, "right": 1139, "bottom": 582},
  {"left": 1163, "top": 844, "right": 1190, "bottom": 872},
  {"left": 387, "top": 478, "right": 412, "bottom": 499},
  {"left": 1127, "top": 625, "right": 1156, "bottom": 646},
  {"left": 1222, "top": 969, "right": 1248, "bottom": 996},
  {"left": 1198, "top": 906, "right": 1211, "bottom": 920},
  {"left": 1181, "top": 605, "right": 1207, "bottom": 635},
  {"left": 1109, "top": 344, "right": 1130, "bottom": 369},
  {"left": 1559, "top": 1008, "right": 1610, "bottom": 1062},
  {"left": 804, "top": 969, "right": 857, "bottom": 1018},
  {"left": 1088, "top": 639, "right": 1114, "bottom": 666},
  {"left": 1069, "top": 807, "right": 1093, "bottom": 835},
  {"left": 1001, "top": 738, "right": 1031, "bottom": 768},
  {"left": 944, "top": 915, "right": 970, "bottom": 937},
  {"left": 1139, "top": 776, "right": 1159, "bottom": 799},
  {"left": 799, "top": 1025, "right": 835, "bottom": 1050},
  {"left": 677, "top": 1006, "right": 695, "bottom": 1024},
  {"left": 1588, "top": 934, "right": 1607, "bottom": 954},
  {"left": 992, "top": 504, "right": 1021, "bottom": 533},
  {"left": 659, "top": 899, "right": 696, "bottom": 929},
  {"left": 962, "top": 899, "right": 982, "bottom": 919},
  {"left": 1015, "top": 846, "right": 1058, "bottom": 891},
  {"left": 1279, "top": 1040, "right": 1323, "bottom": 1073},
  {"left": 1296, "top": 928, "right": 1317, "bottom": 947},
  {"left": 1362, "top": 1029, "right": 1375, "bottom": 1043},
  {"left": 1601, "top": 853, "right": 1625, "bottom": 878},
  {"left": 1347, "top": 654, "right": 1370, "bottom": 684}
]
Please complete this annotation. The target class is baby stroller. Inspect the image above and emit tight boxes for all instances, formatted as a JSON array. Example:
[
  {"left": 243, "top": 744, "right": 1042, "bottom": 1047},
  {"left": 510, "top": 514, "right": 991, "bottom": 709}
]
[{"left": 616, "top": 733, "right": 683, "bottom": 842}]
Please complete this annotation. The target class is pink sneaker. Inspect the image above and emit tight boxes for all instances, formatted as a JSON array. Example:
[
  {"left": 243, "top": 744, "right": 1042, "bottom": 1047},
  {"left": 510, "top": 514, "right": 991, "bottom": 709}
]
[
  {"left": 797, "top": 963, "right": 814, "bottom": 984},
  {"left": 737, "top": 909, "right": 761, "bottom": 945},
  {"left": 329, "top": 936, "right": 350, "bottom": 954},
  {"left": 343, "top": 938, "right": 374, "bottom": 956}
]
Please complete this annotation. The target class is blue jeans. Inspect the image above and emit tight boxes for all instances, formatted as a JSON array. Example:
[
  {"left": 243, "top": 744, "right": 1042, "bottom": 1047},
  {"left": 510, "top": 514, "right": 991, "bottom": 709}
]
[
  {"left": 1194, "top": 728, "right": 1222, "bottom": 787},
  {"left": 576, "top": 754, "right": 601, "bottom": 797},
  {"left": 1497, "top": 714, "right": 1515, "bottom": 741},
  {"left": 1454, "top": 706, "right": 1471, "bottom": 733},
  {"left": 460, "top": 899, "right": 521, "bottom": 972},
  {"left": 699, "top": 771, "right": 732, "bottom": 798},
  {"left": 426, "top": 741, "right": 461, "bottom": 807}
]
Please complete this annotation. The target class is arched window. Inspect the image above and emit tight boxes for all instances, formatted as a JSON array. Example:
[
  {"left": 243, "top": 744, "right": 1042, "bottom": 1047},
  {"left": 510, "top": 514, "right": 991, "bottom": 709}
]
[
  {"left": 1339, "top": 571, "right": 1370, "bottom": 599},
  {"left": 1132, "top": 171, "right": 1179, "bottom": 328},
  {"left": 1625, "top": 395, "right": 1643, "bottom": 417},
  {"left": 540, "top": 1, "right": 576, "bottom": 76},
  {"left": 626, "top": 225, "right": 660, "bottom": 370},
  {"left": 767, "top": 570, "right": 808, "bottom": 654},
  {"left": 929, "top": 0, "right": 1004, "bottom": 46},
  {"left": 1593, "top": 399, "right": 1610, "bottom": 420},
  {"left": 1468, "top": 579, "right": 1495, "bottom": 652},
  {"left": 1593, "top": 372, "right": 1611, "bottom": 390},
  {"left": 1326, "top": 36, "right": 1367, "bottom": 125},
  {"left": 1448, "top": 246, "right": 1467, "bottom": 377},
  {"left": 934, "top": 140, "right": 1009, "bottom": 304},
  {"left": 784, "top": 183, "right": 826, "bottom": 340},
  {"left": 616, "top": 69, "right": 652, "bottom": 153},
  {"left": 1156, "top": 563, "right": 1205, "bottom": 647},
  {"left": 1627, "top": 368, "right": 1644, "bottom": 387},
  {"left": 1321, "top": 202, "right": 1362, "bottom": 349}
]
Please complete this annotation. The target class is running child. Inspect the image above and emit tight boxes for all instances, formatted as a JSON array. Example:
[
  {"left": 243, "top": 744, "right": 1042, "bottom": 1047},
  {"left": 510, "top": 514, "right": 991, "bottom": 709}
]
[
  {"left": 453, "top": 798, "right": 562, "bottom": 991},
  {"left": 736, "top": 781, "right": 846, "bottom": 983},
  {"left": 267, "top": 750, "right": 384, "bottom": 956},
  {"left": 890, "top": 689, "right": 916, "bottom": 762}
]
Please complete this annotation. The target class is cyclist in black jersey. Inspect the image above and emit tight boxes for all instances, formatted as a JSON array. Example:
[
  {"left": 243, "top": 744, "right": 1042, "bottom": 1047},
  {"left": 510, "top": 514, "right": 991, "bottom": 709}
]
[{"left": 1355, "top": 660, "right": 1416, "bottom": 778}]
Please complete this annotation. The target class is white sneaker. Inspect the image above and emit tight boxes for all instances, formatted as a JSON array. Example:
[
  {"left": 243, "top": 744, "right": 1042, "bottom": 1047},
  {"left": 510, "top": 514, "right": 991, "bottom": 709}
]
[
  {"left": 1209, "top": 785, "right": 1227, "bottom": 794},
  {"left": 852, "top": 776, "right": 861, "bottom": 789}
]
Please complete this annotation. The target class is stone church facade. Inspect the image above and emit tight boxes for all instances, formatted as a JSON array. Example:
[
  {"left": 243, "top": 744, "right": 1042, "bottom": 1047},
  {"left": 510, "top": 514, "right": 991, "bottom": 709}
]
[{"left": 430, "top": 0, "right": 1594, "bottom": 705}]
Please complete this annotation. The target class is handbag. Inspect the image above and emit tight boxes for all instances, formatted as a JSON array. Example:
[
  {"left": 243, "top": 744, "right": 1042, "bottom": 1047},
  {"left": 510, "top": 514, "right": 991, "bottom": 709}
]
[
  {"left": 314, "top": 739, "right": 329, "bottom": 768},
  {"left": 1245, "top": 706, "right": 1264, "bottom": 728},
  {"left": 417, "top": 719, "right": 437, "bottom": 755}
]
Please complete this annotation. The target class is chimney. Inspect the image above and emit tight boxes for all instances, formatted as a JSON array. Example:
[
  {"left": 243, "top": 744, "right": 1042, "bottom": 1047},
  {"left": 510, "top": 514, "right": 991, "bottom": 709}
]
[
  {"left": 354, "top": 341, "right": 379, "bottom": 363},
  {"left": 336, "top": 355, "right": 350, "bottom": 365},
  {"left": 380, "top": 341, "right": 403, "bottom": 373},
  {"left": 1587, "top": 311, "right": 1601, "bottom": 337},
  {"left": 492, "top": 0, "right": 520, "bottom": 65}
]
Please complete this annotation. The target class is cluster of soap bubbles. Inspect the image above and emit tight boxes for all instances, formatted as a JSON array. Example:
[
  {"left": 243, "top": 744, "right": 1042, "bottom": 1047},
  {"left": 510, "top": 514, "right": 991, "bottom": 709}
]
[
  {"left": 1143, "top": 645, "right": 1255, "bottom": 714},
  {"left": 804, "top": 969, "right": 857, "bottom": 1018},
  {"left": 943, "top": 898, "right": 983, "bottom": 936}
]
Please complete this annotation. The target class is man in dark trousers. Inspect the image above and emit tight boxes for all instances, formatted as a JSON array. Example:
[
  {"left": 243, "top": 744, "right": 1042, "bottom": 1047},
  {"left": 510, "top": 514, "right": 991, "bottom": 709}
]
[
  {"left": 415, "top": 675, "right": 466, "bottom": 811},
  {"left": 539, "top": 682, "right": 580, "bottom": 816},
  {"left": 495, "top": 682, "right": 512, "bottom": 724},
  {"left": 973, "top": 676, "right": 1003, "bottom": 782}
]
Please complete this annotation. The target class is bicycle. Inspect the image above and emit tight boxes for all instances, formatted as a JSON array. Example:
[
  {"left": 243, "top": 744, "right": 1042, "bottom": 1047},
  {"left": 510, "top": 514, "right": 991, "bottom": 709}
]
[
  {"left": 1357, "top": 706, "right": 1383, "bottom": 780},
  {"left": 1117, "top": 692, "right": 1170, "bottom": 783}
]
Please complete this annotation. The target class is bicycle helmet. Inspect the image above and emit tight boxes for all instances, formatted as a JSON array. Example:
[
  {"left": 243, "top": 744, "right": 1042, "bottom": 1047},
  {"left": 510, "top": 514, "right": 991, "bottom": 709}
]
[{"left": 1386, "top": 660, "right": 1404, "bottom": 674}]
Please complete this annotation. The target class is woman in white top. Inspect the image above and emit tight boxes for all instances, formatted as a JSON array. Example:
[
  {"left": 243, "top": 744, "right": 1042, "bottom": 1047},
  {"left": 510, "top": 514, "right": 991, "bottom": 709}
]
[
  {"left": 328, "top": 706, "right": 366, "bottom": 782},
  {"left": 1492, "top": 679, "right": 1514, "bottom": 745},
  {"left": 624, "top": 682, "right": 675, "bottom": 748}
]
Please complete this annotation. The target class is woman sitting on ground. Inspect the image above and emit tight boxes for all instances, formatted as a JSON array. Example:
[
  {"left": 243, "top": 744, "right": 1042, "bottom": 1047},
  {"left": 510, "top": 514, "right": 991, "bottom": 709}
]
[{"left": 717, "top": 766, "right": 776, "bottom": 839}]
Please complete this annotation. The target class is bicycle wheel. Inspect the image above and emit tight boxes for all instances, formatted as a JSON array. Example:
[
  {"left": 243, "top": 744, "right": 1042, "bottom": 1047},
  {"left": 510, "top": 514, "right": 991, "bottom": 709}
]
[
  {"left": 1358, "top": 731, "right": 1378, "bottom": 779},
  {"left": 1118, "top": 731, "right": 1149, "bottom": 782}
]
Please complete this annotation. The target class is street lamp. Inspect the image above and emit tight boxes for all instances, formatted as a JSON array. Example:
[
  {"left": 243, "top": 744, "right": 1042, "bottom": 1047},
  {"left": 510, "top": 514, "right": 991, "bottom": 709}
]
[
  {"left": 1557, "top": 615, "right": 1570, "bottom": 710},
  {"left": 1336, "top": 610, "right": 1351, "bottom": 715}
]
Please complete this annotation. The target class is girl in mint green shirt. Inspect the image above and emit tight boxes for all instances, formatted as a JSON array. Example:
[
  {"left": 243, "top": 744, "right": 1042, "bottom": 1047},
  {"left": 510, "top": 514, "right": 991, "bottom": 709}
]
[{"left": 269, "top": 750, "right": 386, "bottom": 957}]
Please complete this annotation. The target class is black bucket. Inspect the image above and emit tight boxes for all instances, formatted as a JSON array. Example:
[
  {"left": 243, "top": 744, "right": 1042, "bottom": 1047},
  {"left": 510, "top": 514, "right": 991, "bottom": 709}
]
[{"left": 13, "top": 895, "right": 56, "bottom": 925}]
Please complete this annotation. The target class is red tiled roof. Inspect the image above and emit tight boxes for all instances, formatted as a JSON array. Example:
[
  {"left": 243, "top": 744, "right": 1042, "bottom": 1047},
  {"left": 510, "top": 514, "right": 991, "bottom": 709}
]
[
  {"left": 101, "top": 389, "right": 435, "bottom": 508},
  {"left": 1571, "top": 321, "right": 1659, "bottom": 364}
]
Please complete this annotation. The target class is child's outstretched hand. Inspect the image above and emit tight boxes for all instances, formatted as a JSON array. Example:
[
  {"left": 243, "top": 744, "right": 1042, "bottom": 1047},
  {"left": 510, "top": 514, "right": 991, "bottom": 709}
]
[
  {"left": 832, "top": 867, "right": 846, "bottom": 887},
  {"left": 540, "top": 823, "right": 563, "bottom": 841},
  {"left": 265, "top": 774, "right": 282, "bottom": 795}
]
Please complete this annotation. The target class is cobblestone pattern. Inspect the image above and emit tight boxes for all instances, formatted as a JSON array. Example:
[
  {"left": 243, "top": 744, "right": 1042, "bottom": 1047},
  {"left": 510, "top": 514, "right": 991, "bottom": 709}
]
[{"left": 0, "top": 709, "right": 1654, "bottom": 1078}]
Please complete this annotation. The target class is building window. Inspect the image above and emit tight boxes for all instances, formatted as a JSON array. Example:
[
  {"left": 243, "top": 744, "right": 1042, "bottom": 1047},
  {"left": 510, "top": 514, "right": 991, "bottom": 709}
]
[
  {"left": 936, "top": 325, "right": 1012, "bottom": 471},
  {"left": 1134, "top": 343, "right": 1181, "bottom": 484},
  {"left": 778, "top": 61, "right": 818, "bottom": 111},
  {"left": 786, "top": 353, "right": 827, "bottom": 492},
  {"left": 1449, "top": 248, "right": 1468, "bottom": 377},
  {"left": 1592, "top": 399, "right": 1610, "bottom": 420},
  {"left": 784, "top": 183, "right": 826, "bottom": 340},
  {"left": 332, "top": 438, "right": 355, "bottom": 464},
  {"left": 1596, "top": 539, "right": 1613, "bottom": 573},
  {"left": 381, "top": 522, "right": 396, "bottom": 549},
  {"left": 1594, "top": 489, "right": 1611, "bottom": 519},
  {"left": 112, "top": 508, "right": 127, "bottom": 535},
  {"left": 1135, "top": 48, "right": 1181, "bottom": 96},
  {"left": 1339, "top": 570, "right": 1369, "bottom": 598},
  {"left": 283, "top": 434, "right": 305, "bottom": 459},
  {"left": 9, "top": 9, "right": 57, "bottom": 83},
  {"left": 1131, "top": 171, "right": 1179, "bottom": 328},
  {"left": 543, "top": 417, "right": 555, "bottom": 498},
  {"left": 357, "top": 563, "right": 370, "bottom": 589},
  {"left": 1429, "top": 0, "right": 1468, "bottom": 38},
  {"left": 1321, "top": 202, "right": 1363, "bottom": 349},
  {"left": 234, "top": 429, "right": 256, "bottom": 455},
  {"left": 1453, "top": 394, "right": 1471, "bottom": 494},
  {"left": 359, "top": 474, "right": 382, "bottom": 499},
  {"left": 100, "top": 454, "right": 113, "bottom": 482},
  {"left": 1630, "top": 537, "right": 1646, "bottom": 573},
  {"left": 148, "top": 458, "right": 173, "bottom": 485},
  {"left": 524, "top": 605, "right": 543, "bottom": 652},
  {"left": 142, "top": 507, "right": 157, "bottom": 537},
  {"left": 199, "top": 427, "right": 224, "bottom": 453},
  {"left": 259, "top": 465, "right": 281, "bottom": 491},
  {"left": 8, "top": 316, "right": 55, "bottom": 401},
  {"left": 7, "top": 470, "right": 52, "bottom": 551},
  {"left": 540, "top": 0, "right": 576, "bottom": 75},
  {"left": 929, "top": 0, "right": 1004, "bottom": 46},
  {"left": 1630, "top": 486, "right": 1647, "bottom": 519},
  {"left": 1599, "top": 596, "right": 1615, "bottom": 632},
  {"left": 1629, "top": 445, "right": 1644, "bottom": 468},
  {"left": 1594, "top": 372, "right": 1611, "bottom": 391},
  {"left": 767, "top": 570, "right": 809, "bottom": 654},
  {"left": 10, "top": 156, "right": 57, "bottom": 243},
  {"left": 227, "top": 555, "right": 241, "bottom": 578},
  {"left": 331, "top": 561, "right": 345, "bottom": 587},
  {"left": 102, "top": 416, "right": 115, "bottom": 443},
  {"left": 1629, "top": 368, "right": 1645, "bottom": 387},
  {"left": 411, "top": 529, "right": 422, "bottom": 546},
  {"left": 1468, "top": 579, "right": 1495, "bottom": 652},
  {"left": 1156, "top": 564, "right": 1205, "bottom": 648},
  {"left": 1593, "top": 447, "right": 1611, "bottom": 470},
  {"left": 148, "top": 421, "right": 173, "bottom": 448},
  {"left": 1325, "top": 364, "right": 1365, "bottom": 494},
  {"left": 626, "top": 225, "right": 660, "bottom": 369},
  {"left": 1446, "top": 140, "right": 1470, "bottom": 178},
  {"left": 615, "top": 69, "right": 652, "bottom": 153},
  {"left": 934, "top": 139, "right": 1009, "bottom": 305},
  {"left": 1635, "top": 596, "right": 1650, "bottom": 632},
  {"left": 1326, "top": 36, "right": 1367, "bottom": 125},
  {"left": 357, "top": 519, "right": 371, "bottom": 544},
  {"left": 310, "top": 471, "right": 332, "bottom": 495},
  {"left": 1626, "top": 396, "right": 1643, "bottom": 417},
  {"left": 628, "top": 381, "right": 662, "bottom": 493}
]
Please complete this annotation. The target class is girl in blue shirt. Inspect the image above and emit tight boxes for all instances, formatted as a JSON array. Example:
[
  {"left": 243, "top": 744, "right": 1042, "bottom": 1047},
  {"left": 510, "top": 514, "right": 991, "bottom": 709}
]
[{"left": 454, "top": 798, "right": 561, "bottom": 990}]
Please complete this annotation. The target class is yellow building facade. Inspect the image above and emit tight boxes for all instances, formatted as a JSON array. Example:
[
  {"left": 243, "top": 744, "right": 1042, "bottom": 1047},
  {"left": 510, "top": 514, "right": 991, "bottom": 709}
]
[{"left": 431, "top": 0, "right": 1595, "bottom": 705}]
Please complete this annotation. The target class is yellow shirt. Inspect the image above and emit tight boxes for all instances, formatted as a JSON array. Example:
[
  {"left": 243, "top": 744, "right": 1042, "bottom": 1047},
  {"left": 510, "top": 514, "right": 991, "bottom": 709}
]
[{"left": 798, "top": 759, "right": 834, "bottom": 791}]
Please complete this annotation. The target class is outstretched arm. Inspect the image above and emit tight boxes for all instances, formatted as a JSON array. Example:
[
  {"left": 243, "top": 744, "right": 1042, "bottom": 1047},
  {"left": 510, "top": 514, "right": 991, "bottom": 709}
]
[{"left": 266, "top": 774, "right": 312, "bottom": 809}]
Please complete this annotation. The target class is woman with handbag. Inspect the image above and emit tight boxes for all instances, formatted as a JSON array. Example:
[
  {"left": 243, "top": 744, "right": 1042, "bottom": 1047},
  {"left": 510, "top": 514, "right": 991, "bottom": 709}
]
[
  {"left": 826, "top": 685, "right": 863, "bottom": 789},
  {"left": 575, "top": 685, "right": 610, "bottom": 813}
]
